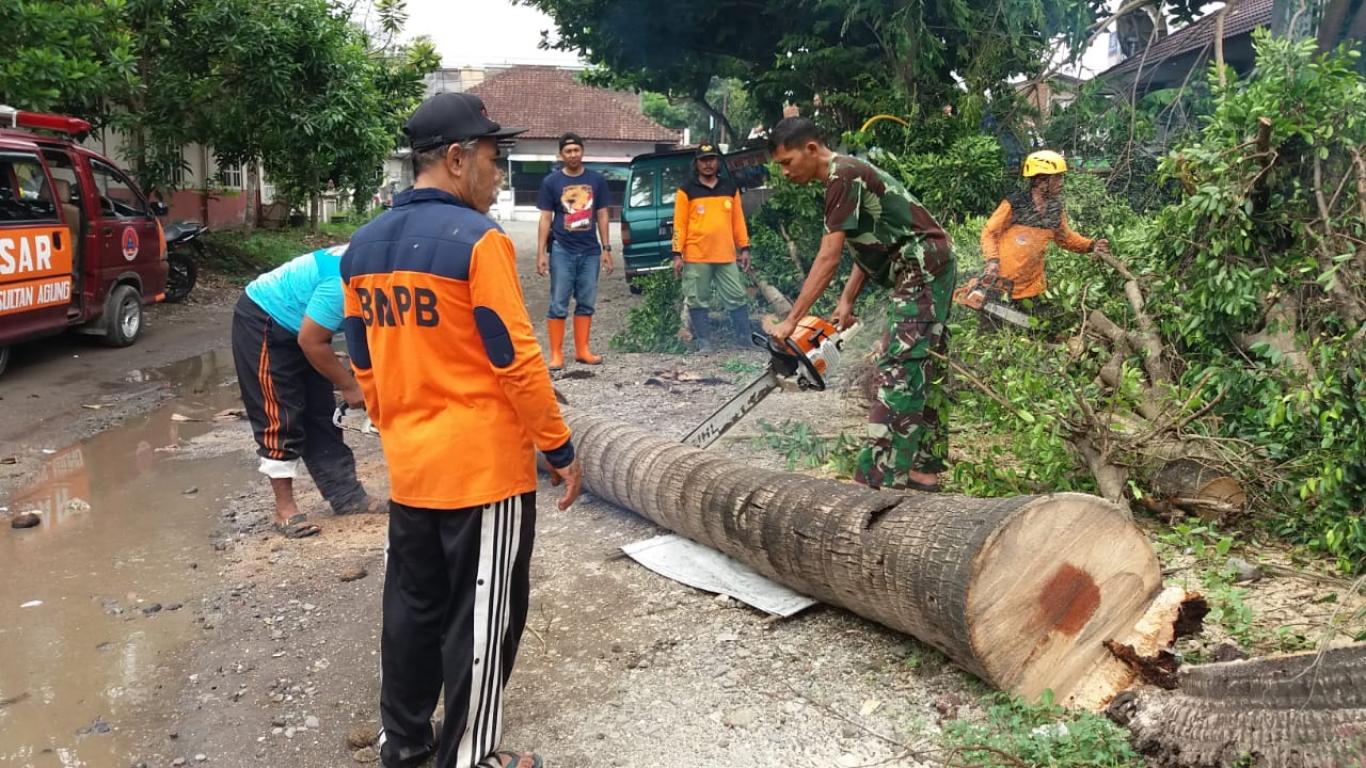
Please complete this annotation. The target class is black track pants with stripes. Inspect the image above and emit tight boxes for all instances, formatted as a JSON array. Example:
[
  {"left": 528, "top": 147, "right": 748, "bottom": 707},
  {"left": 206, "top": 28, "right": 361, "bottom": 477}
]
[
  {"left": 230, "top": 293, "right": 367, "bottom": 513},
  {"left": 380, "top": 493, "right": 536, "bottom": 768}
]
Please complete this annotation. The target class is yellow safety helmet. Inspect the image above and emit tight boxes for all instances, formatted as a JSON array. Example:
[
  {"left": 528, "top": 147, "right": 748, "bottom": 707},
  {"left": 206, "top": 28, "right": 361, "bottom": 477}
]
[{"left": 1022, "top": 150, "right": 1068, "bottom": 177}]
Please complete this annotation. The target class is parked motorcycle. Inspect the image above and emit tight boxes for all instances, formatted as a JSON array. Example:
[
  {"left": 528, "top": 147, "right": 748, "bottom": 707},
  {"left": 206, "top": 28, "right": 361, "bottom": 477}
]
[{"left": 163, "top": 221, "right": 205, "bottom": 303}]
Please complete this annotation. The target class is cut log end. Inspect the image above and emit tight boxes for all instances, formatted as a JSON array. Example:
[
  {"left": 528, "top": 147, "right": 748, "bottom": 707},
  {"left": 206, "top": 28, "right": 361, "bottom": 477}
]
[
  {"left": 1151, "top": 458, "right": 1247, "bottom": 523},
  {"left": 965, "top": 493, "right": 1164, "bottom": 705}
]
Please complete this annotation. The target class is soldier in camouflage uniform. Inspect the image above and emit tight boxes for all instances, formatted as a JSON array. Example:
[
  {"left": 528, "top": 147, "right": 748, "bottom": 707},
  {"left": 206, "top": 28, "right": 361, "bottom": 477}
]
[{"left": 768, "top": 118, "right": 956, "bottom": 492}]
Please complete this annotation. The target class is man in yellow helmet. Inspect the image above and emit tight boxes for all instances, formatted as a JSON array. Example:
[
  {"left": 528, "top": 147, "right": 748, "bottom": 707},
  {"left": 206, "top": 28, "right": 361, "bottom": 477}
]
[{"left": 954, "top": 150, "right": 1109, "bottom": 326}]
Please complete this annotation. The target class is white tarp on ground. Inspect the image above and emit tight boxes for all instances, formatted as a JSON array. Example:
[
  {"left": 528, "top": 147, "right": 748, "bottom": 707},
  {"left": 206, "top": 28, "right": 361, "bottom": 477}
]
[{"left": 620, "top": 534, "right": 818, "bottom": 618}]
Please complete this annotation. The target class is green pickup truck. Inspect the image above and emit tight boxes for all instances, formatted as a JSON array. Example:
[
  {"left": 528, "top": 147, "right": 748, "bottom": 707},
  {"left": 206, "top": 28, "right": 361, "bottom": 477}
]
[{"left": 620, "top": 145, "right": 771, "bottom": 291}]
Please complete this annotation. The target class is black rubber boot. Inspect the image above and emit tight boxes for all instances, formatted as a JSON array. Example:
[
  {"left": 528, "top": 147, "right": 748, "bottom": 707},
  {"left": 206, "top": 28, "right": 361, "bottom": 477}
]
[
  {"left": 688, "top": 307, "right": 712, "bottom": 353},
  {"left": 729, "top": 306, "right": 753, "bottom": 347}
]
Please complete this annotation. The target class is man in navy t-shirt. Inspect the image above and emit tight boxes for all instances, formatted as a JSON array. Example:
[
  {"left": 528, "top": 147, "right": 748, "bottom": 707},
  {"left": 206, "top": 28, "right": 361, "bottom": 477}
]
[{"left": 535, "top": 132, "right": 614, "bottom": 368}]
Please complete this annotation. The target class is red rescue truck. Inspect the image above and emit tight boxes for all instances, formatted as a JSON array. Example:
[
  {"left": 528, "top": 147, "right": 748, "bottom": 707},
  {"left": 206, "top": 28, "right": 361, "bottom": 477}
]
[{"left": 0, "top": 106, "right": 168, "bottom": 377}]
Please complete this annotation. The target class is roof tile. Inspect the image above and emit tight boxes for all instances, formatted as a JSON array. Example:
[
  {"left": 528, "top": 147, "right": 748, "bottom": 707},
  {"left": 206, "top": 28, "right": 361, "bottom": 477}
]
[
  {"left": 1101, "top": 0, "right": 1274, "bottom": 79},
  {"left": 469, "top": 66, "right": 680, "bottom": 143}
]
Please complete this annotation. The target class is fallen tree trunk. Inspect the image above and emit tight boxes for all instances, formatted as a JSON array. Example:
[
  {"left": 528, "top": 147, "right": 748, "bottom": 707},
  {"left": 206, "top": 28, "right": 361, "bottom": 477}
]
[
  {"left": 752, "top": 276, "right": 793, "bottom": 316},
  {"left": 1150, "top": 458, "right": 1247, "bottom": 523},
  {"left": 1108, "top": 644, "right": 1366, "bottom": 767},
  {"left": 564, "top": 409, "right": 1166, "bottom": 706}
]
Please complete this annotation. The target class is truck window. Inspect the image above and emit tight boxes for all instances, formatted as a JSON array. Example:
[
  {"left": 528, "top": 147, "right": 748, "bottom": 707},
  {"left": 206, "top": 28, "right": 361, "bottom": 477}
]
[
  {"left": 660, "top": 162, "right": 689, "bottom": 206},
  {"left": 89, "top": 159, "right": 148, "bottom": 219},
  {"left": 42, "top": 151, "right": 81, "bottom": 200},
  {"left": 628, "top": 168, "right": 655, "bottom": 208},
  {"left": 0, "top": 152, "right": 59, "bottom": 223},
  {"left": 42, "top": 150, "right": 83, "bottom": 218}
]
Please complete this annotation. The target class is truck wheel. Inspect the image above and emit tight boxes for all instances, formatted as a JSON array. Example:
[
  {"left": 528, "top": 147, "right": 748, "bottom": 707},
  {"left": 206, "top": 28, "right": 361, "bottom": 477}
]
[
  {"left": 103, "top": 285, "right": 143, "bottom": 348},
  {"left": 0, "top": 346, "right": 9, "bottom": 377}
]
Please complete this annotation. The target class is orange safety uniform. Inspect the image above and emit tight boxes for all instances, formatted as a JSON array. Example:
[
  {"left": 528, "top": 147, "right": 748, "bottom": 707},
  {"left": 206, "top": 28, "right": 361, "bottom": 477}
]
[
  {"left": 974, "top": 192, "right": 1094, "bottom": 301},
  {"left": 671, "top": 177, "right": 750, "bottom": 263},
  {"left": 340, "top": 188, "right": 574, "bottom": 510}
]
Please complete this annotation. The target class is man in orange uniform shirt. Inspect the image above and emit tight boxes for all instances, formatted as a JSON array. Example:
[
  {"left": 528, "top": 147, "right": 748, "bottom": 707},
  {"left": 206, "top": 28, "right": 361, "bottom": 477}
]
[
  {"left": 341, "top": 92, "right": 581, "bottom": 768},
  {"left": 670, "top": 143, "right": 752, "bottom": 352},
  {"left": 954, "top": 150, "right": 1109, "bottom": 327}
]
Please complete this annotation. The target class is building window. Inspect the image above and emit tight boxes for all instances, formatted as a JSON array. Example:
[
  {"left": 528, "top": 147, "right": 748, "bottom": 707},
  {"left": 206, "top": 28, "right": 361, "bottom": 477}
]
[
  {"left": 219, "top": 163, "right": 243, "bottom": 188},
  {"left": 169, "top": 163, "right": 188, "bottom": 188}
]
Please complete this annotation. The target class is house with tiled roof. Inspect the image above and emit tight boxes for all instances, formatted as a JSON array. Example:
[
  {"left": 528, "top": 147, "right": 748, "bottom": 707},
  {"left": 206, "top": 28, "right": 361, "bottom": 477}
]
[
  {"left": 1096, "top": 0, "right": 1274, "bottom": 96},
  {"left": 380, "top": 65, "right": 681, "bottom": 220},
  {"left": 468, "top": 66, "right": 681, "bottom": 219}
]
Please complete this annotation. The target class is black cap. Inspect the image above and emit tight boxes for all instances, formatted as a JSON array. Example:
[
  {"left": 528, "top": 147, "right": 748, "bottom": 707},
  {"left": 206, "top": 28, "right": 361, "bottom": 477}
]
[
  {"left": 559, "top": 132, "right": 584, "bottom": 150},
  {"left": 404, "top": 93, "right": 526, "bottom": 151},
  {"left": 696, "top": 143, "right": 721, "bottom": 159}
]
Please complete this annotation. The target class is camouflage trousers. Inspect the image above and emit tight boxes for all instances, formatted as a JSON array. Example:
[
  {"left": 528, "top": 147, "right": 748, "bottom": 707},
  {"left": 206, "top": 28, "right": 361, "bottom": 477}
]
[{"left": 854, "top": 254, "right": 956, "bottom": 489}]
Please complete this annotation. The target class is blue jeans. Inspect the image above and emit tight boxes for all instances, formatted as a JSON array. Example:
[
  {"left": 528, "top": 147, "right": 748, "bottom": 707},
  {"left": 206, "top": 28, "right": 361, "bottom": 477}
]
[{"left": 547, "top": 243, "right": 601, "bottom": 319}]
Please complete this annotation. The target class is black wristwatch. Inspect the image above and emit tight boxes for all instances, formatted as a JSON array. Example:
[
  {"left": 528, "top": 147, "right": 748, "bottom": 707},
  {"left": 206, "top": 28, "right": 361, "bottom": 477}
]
[{"left": 602, "top": 244, "right": 613, "bottom": 252}]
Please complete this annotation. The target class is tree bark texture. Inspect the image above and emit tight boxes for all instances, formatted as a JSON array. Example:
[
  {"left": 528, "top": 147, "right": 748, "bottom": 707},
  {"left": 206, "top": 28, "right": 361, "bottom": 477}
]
[
  {"left": 563, "top": 409, "right": 1165, "bottom": 704},
  {"left": 1110, "top": 644, "right": 1366, "bottom": 767},
  {"left": 1150, "top": 458, "right": 1246, "bottom": 523}
]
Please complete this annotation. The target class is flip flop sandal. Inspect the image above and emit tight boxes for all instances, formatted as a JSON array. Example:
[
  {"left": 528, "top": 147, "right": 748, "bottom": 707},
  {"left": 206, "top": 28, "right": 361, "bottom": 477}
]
[
  {"left": 493, "top": 751, "right": 544, "bottom": 768},
  {"left": 275, "top": 512, "right": 321, "bottom": 539}
]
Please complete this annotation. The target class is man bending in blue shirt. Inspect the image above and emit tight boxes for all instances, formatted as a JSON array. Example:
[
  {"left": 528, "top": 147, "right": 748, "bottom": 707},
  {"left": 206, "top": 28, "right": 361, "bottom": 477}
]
[{"left": 231, "top": 244, "right": 380, "bottom": 538}]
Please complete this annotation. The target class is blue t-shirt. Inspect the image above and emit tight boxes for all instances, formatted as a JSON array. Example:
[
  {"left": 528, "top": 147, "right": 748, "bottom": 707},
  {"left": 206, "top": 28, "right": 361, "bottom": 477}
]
[
  {"left": 536, "top": 168, "right": 611, "bottom": 251},
  {"left": 245, "top": 245, "right": 347, "bottom": 333}
]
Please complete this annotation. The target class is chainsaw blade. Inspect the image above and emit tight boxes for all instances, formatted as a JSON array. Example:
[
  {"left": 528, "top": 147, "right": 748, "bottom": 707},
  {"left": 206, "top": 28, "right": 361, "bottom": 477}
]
[
  {"left": 682, "top": 369, "right": 781, "bottom": 449},
  {"left": 983, "top": 300, "right": 1031, "bottom": 328}
]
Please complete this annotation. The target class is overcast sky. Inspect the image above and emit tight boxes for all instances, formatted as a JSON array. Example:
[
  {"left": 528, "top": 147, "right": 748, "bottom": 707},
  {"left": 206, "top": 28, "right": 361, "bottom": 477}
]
[{"left": 397, "top": 0, "right": 583, "bottom": 68}]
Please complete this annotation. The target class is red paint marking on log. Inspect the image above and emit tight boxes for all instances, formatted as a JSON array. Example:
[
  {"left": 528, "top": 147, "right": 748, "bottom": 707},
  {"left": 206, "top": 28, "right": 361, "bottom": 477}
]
[{"left": 1038, "top": 563, "right": 1101, "bottom": 636}]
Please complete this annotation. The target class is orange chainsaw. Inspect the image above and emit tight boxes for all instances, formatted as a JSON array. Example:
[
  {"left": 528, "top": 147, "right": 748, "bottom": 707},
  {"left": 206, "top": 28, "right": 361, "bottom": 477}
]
[{"left": 683, "top": 316, "right": 859, "bottom": 449}]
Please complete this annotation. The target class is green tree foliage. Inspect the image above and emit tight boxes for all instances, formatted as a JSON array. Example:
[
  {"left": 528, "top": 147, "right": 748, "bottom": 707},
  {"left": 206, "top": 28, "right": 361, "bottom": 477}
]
[
  {"left": 609, "top": 272, "right": 687, "bottom": 353},
  {"left": 952, "top": 34, "right": 1366, "bottom": 571},
  {"left": 0, "top": 0, "right": 137, "bottom": 114},
  {"left": 1, "top": 0, "right": 436, "bottom": 211},
  {"left": 521, "top": 0, "right": 1206, "bottom": 131},
  {"left": 640, "top": 78, "right": 758, "bottom": 145},
  {"left": 942, "top": 691, "right": 1144, "bottom": 768},
  {"left": 158, "top": 0, "right": 436, "bottom": 212},
  {"left": 640, "top": 92, "right": 691, "bottom": 131},
  {"left": 1130, "top": 33, "right": 1366, "bottom": 568},
  {"left": 201, "top": 0, "right": 433, "bottom": 214}
]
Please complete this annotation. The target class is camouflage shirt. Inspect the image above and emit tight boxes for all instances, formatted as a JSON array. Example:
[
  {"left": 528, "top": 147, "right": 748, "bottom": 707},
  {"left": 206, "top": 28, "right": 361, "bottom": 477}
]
[{"left": 823, "top": 155, "right": 953, "bottom": 287}]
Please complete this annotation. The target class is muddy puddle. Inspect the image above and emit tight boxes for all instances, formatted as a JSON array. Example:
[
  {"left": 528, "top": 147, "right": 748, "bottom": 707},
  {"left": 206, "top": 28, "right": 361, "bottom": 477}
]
[{"left": 0, "top": 349, "right": 251, "bottom": 767}]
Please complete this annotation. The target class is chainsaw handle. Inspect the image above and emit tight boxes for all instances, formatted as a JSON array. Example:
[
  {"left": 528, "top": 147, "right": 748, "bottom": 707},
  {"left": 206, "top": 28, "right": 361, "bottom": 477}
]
[
  {"left": 333, "top": 401, "right": 366, "bottom": 429},
  {"left": 787, "top": 337, "right": 827, "bottom": 391},
  {"left": 749, "top": 331, "right": 826, "bottom": 392}
]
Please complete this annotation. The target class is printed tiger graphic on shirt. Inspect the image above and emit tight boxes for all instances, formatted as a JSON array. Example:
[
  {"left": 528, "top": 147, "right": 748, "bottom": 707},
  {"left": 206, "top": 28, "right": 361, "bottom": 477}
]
[{"left": 560, "top": 184, "right": 594, "bottom": 231}]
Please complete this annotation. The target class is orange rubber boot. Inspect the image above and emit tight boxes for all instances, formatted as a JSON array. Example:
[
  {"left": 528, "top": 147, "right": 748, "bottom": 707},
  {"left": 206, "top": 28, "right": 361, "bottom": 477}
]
[
  {"left": 573, "top": 315, "right": 603, "bottom": 365},
  {"left": 547, "top": 318, "right": 566, "bottom": 370}
]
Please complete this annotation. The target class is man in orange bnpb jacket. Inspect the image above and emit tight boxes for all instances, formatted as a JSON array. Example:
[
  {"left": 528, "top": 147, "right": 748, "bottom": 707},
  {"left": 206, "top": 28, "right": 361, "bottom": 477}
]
[
  {"left": 671, "top": 143, "right": 752, "bottom": 352},
  {"left": 341, "top": 92, "right": 581, "bottom": 768},
  {"left": 953, "top": 150, "right": 1109, "bottom": 326}
]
